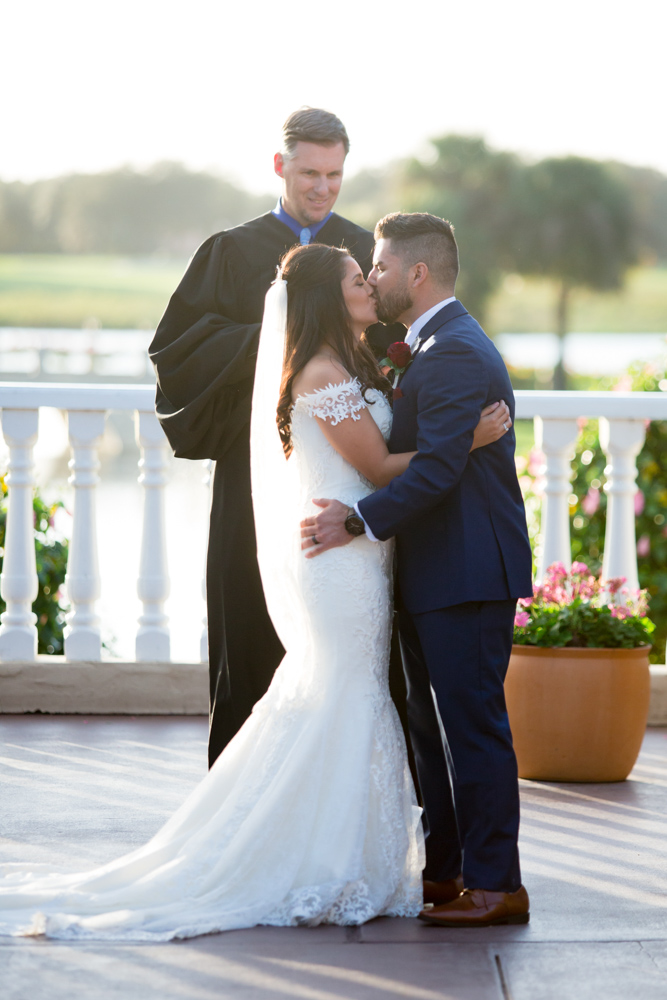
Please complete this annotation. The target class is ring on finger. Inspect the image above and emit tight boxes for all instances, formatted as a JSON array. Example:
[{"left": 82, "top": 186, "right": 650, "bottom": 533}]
[
  {"left": 312, "top": 535, "right": 319, "bottom": 545},
  {"left": 503, "top": 422, "right": 509, "bottom": 430}
]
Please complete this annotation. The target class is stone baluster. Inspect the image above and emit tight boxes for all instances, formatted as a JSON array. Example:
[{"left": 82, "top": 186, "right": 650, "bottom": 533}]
[
  {"left": 534, "top": 417, "right": 580, "bottom": 582},
  {"left": 599, "top": 418, "right": 646, "bottom": 592},
  {"left": 64, "top": 411, "right": 105, "bottom": 660},
  {"left": 135, "top": 411, "right": 171, "bottom": 661},
  {"left": 0, "top": 409, "right": 39, "bottom": 660},
  {"left": 200, "top": 460, "right": 213, "bottom": 663}
]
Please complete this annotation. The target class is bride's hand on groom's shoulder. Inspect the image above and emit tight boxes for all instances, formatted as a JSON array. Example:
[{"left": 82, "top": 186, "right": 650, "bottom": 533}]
[{"left": 300, "top": 499, "right": 352, "bottom": 559}]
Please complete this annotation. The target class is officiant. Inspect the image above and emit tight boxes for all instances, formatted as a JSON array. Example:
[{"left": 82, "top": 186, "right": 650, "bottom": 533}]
[{"left": 149, "top": 108, "right": 402, "bottom": 766}]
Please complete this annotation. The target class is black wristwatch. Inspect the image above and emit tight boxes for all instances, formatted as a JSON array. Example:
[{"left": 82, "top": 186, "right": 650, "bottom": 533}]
[{"left": 344, "top": 507, "right": 366, "bottom": 537}]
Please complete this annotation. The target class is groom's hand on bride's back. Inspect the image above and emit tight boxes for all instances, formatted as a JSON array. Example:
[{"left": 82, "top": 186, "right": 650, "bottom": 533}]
[{"left": 300, "top": 499, "right": 352, "bottom": 558}]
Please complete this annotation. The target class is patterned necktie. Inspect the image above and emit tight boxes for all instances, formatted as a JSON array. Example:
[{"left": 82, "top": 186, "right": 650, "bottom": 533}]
[{"left": 299, "top": 228, "right": 312, "bottom": 245}]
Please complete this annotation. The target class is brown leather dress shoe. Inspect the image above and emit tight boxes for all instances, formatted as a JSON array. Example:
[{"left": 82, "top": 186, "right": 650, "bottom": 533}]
[
  {"left": 422, "top": 874, "right": 464, "bottom": 906},
  {"left": 418, "top": 885, "right": 530, "bottom": 927}
]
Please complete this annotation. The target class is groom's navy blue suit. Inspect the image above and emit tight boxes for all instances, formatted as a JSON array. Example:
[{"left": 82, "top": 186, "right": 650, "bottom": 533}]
[{"left": 359, "top": 299, "right": 533, "bottom": 892}]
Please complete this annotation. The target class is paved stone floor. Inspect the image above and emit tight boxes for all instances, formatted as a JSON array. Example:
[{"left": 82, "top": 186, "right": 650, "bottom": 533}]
[{"left": 1, "top": 716, "right": 667, "bottom": 1000}]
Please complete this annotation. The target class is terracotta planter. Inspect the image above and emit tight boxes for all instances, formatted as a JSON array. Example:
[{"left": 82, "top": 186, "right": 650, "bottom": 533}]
[{"left": 505, "top": 645, "right": 651, "bottom": 782}]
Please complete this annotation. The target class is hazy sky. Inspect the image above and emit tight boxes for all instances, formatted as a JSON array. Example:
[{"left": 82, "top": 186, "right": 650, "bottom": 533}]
[{"left": 3, "top": 0, "right": 663, "bottom": 193}]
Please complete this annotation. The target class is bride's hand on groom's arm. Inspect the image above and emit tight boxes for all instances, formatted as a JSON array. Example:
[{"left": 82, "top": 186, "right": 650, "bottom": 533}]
[
  {"left": 300, "top": 499, "right": 352, "bottom": 559},
  {"left": 472, "top": 400, "right": 511, "bottom": 451}
]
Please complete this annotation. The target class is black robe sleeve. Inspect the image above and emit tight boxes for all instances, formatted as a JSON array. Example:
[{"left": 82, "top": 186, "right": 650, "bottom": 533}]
[{"left": 148, "top": 233, "right": 266, "bottom": 460}]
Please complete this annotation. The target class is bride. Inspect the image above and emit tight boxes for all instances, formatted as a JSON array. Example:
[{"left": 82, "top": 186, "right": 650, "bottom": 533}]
[{"left": 0, "top": 243, "right": 508, "bottom": 940}]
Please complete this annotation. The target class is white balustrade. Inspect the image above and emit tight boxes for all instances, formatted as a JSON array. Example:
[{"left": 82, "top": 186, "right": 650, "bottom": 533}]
[
  {"left": 64, "top": 410, "right": 105, "bottom": 660},
  {"left": 0, "top": 384, "right": 664, "bottom": 668},
  {"left": 516, "top": 392, "right": 667, "bottom": 591},
  {"left": 533, "top": 417, "right": 579, "bottom": 581},
  {"left": 600, "top": 418, "right": 647, "bottom": 591},
  {"left": 135, "top": 411, "right": 171, "bottom": 661},
  {"left": 0, "top": 409, "right": 40, "bottom": 660}
]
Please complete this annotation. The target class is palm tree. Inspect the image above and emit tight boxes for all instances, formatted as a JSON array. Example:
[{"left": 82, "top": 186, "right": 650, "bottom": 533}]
[
  {"left": 398, "top": 135, "right": 522, "bottom": 326},
  {"left": 513, "top": 157, "right": 635, "bottom": 389}
]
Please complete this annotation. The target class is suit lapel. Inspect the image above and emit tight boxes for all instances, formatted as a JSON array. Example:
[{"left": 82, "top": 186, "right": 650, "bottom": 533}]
[{"left": 411, "top": 299, "right": 469, "bottom": 360}]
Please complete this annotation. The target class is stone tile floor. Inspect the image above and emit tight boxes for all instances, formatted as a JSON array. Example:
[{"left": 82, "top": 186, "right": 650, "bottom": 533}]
[{"left": 1, "top": 716, "right": 667, "bottom": 1000}]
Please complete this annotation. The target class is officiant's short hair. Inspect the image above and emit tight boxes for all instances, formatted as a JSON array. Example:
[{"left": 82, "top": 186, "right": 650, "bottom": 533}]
[
  {"left": 281, "top": 108, "right": 350, "bottom": 158},
  {"left": 375, "top": 213, "right": 459, "bottom": 288}
]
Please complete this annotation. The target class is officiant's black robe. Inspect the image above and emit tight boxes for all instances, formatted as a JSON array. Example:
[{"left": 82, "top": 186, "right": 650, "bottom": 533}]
[{"left": 149, "top": 212, "right": 405, "bottom": 767}]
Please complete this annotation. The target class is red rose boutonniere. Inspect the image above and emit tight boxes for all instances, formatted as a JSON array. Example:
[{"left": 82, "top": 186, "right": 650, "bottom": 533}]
[{"left": 381, "top": 341, "right": 412, "bottom": 400}]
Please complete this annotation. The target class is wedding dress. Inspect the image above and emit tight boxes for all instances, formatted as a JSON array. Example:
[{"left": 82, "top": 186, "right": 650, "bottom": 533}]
[{"left": 0, "top": 372, "right": 424, "bottom": 940}]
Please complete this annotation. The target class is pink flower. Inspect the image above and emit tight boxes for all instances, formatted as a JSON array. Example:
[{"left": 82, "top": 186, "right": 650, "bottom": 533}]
[
  {"left": 637, "top": 534, "right": 651, "bottom": 558},
  {"left": 546, "top": 562, "right": 568, "bottom": 581},
  {"left": 542, "top": 581, "right": 571, "bottom": 606},
  {"left": 572, "top": 574, "right": 597, "bottom": 599},
  {"left": 635, "top": 590, "right": 650, "bottom": 616},
  {"left": 571, "top": 561, "right": 589, "bottom": 576},
  {"left": 514, "top": 611, "right": 530, "bottom": 628},
  {"left": 527, "top": 447, "right": 545, "bottom": 478},
  {"left": 581, "top": 487, "right": 600, "bottom": 516},
  {"left": 606, "top": 576, "right": 627, "bottom": 595},
  {"left": 634, "top": 490, "right": 645, "bottom": 516},
  {"left": 518, "top": 596, "right": 533, "bottom": 607},
  {"left": 611, "top": 605, "right": 631, "bottom": 620}
]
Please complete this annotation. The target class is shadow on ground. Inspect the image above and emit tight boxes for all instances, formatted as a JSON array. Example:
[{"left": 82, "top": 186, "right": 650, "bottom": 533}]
[{"left": 2, "top": 717, "right": 667, "bottom": 999}]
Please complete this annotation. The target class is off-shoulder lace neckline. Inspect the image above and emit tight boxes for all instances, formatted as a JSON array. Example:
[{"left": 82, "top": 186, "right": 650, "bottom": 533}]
[{"left": 294, "top": 377, "right": 362, "bottom": 404}]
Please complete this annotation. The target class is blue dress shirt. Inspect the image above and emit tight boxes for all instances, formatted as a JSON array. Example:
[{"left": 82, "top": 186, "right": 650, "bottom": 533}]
[{"left": 272, "top": 199, "right": 333, "bottom": 244}]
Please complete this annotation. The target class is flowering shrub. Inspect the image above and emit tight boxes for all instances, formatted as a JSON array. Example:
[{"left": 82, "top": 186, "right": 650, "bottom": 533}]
[
  {"left": 515, "top": 373, "right": 667, "bottom": 661},
  {"left": 0, "top": 477, "right": 69, "bottom": 654},
  {"left": 513, "top": 561, "right": 654, "bottom": 649},
  {"left": 565, "top": 363, "right": 667, "bottom": 661}
]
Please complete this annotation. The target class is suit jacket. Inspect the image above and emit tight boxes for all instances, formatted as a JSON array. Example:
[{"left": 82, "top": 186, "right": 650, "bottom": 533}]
[{"left": 358, "top": 300, "right": 533, "bottom": 615}]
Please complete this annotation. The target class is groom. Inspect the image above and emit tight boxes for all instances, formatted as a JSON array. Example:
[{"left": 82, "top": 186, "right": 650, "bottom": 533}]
[{"left": 300, "top": 212, "right": 534, "bottom": 926}]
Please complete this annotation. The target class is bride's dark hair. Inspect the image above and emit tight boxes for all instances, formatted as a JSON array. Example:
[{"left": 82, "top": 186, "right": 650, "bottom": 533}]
[{"left": 277, "top": 243, "right": 390, "bottom": 457}]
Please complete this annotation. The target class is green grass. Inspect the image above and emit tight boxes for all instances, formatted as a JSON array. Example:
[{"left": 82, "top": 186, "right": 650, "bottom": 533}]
[
  {"left": 1, "top": 255, "right": 666, "bottom": 334},
  {"left": 487, "top": 266, "right": 667, "bottom": 335},
  {"left": 0, "top": 255, "right": 188, "bottom": 328},
  {"left": 513, "top": 420, "right": 536, "bottom": 460}
]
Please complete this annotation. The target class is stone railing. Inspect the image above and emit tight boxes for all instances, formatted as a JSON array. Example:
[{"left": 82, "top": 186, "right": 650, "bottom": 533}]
[
  {"left": 0, "top": 383, "right": 209, "bottom": 668},
  {"left": 0, "top": 383, "right": 665, "bottom": 716},
  {"left": 514, "top": 391, "right": 666, "bottom": 585}
]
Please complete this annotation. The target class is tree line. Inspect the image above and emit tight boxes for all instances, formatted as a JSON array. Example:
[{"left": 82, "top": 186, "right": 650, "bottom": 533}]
[
  {"left": 2, "top": 139, "right": 666, "bottom": 387},
  {"left": 0, "top": 162, "right": 274, "bottom": 257},
  {"left": 337, "top": 138, "right": 667, "bottom": 387}
]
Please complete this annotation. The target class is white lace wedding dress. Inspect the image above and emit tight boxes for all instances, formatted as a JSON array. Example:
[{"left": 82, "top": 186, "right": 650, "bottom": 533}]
[{"left": 0, "top": 379, "right": 424, "bottom": 941}]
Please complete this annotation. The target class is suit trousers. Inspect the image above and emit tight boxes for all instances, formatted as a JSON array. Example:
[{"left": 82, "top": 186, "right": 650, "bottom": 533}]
[{"left": 398, "top": 598, "right": 522, "bottom": 892}]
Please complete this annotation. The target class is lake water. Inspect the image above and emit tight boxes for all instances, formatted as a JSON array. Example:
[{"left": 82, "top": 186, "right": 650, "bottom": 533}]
[
  {"left": 495, "top": 331, "right": 667, "bottom": 376},
  {"left": 1, "top": 328, "right": 666, "bottom": 380}
]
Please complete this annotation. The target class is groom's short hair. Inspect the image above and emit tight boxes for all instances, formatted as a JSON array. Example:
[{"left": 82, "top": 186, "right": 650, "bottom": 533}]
[{"left": 374, "top": 213, "right": 459, "bottom": 288}]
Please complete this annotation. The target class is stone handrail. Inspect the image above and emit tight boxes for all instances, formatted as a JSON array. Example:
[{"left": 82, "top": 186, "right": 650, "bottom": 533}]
[
  {"left": 0, "top": 383, "right": 665, "bottom": 664},
  {"left": 515, "top": 390, "right": 666, "bottom": 583},
  {"left": 0, "top": 383, "right": 195, "bottom": 664}
]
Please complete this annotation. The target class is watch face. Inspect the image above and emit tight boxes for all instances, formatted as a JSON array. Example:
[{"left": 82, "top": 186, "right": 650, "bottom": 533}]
[{"left": 345, "top": 513, "right": 365, "bottom": 536}]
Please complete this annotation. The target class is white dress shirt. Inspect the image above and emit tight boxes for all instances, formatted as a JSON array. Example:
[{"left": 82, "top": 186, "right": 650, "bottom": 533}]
[
  {"left": 355, "top": 297, "right": 457, "bottom": 541},
  {"left": 404, "top": 296, "right": 457, "bottom": 352}
]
